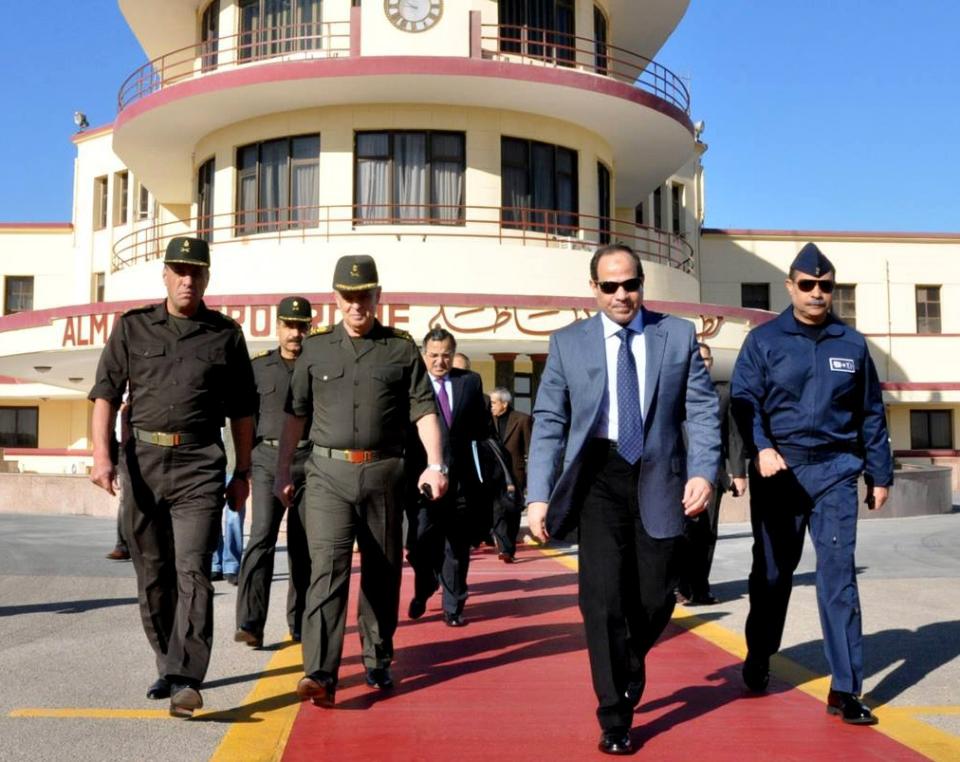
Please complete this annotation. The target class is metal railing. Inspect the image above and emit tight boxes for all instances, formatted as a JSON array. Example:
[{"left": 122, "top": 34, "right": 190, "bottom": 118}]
[
  {"left": 111, "top": 204, "right": 693, "bottom": 274},
  {"left": 118, "top": 21, "right": 352, "bottom": 111},
  {"left": 480, "top": 24, "right": 689, "bottom": 114}
]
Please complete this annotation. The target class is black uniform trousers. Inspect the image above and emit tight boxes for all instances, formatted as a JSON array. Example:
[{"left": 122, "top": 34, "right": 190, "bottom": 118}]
[
  {"left": 491, "top": 500, "right": 522, "bottom": 558},
  {"left": 235, "top": 441, "right": 311, "bottom": 639},
  {"left": 577, "top": 442, "right": 681, "bottom": 732},
  {"left": 119, "top": 438, "right": 226, "bottom": 685},
  {"left": 412, "top": 491, "right": 472, "bottom": 616},
  {"left": 301, "top": 453, "right": 405, "bottom": 683}
]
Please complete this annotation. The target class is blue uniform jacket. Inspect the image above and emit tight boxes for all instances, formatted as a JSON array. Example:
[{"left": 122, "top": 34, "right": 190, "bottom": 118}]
[{"left": 731, "top": 308, "right": 893, "bottom": 487}]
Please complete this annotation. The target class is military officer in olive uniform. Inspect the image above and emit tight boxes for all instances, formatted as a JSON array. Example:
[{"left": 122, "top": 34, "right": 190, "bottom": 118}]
[
  {"left": 235, "top": 296, "right": 314, "bottom": 648},
  {"left": 274, "top": 255, "right": 447, "bottom": 707},
  {"left": 89, "top": 237, "right": 257, "bottom": 718}
]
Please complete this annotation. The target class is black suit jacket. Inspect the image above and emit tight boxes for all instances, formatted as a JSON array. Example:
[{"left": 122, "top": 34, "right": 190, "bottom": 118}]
[
  {"left": 716, "top": 381, "right": 747, "bottom": 491},
  {"left": 406, "top": 368, "right": 490, "bottom": 501}
]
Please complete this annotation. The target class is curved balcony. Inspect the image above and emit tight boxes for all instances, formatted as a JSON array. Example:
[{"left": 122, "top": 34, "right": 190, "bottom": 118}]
[
  {"left": 110, "top": 204, "right": 694, "bottom": 275},
  {"left": 113, "top": 14, "right": 694, "bottom": 205}
]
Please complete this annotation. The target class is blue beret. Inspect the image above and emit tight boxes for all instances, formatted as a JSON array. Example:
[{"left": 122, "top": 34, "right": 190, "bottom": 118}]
[{"left": 790, "top": 242, "right": 834, "bottom": 277}]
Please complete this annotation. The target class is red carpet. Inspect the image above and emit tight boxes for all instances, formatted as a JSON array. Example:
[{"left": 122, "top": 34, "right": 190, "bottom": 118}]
[{"left": 282, "top": 546, "right": 925, "bottom": 761}]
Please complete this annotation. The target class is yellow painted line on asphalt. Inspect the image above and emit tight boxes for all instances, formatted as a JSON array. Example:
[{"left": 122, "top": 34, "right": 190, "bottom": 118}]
[
  {"left": 208, "top": 639, "right": 303, "bottom": 762},
  {"left": 538, "top": 544, "right": 960, "bottom": 762}
]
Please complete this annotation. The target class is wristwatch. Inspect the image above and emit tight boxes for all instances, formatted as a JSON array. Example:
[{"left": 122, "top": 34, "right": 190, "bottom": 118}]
[{"left": 427, "top": 463, "right": 449, "bottom": 476}]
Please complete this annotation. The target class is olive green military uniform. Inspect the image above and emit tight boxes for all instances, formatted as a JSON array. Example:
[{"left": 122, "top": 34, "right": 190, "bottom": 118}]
[
  {"left": 236, "top": 296, "right": 315, "bottom": 642},
  {"left": 89, "top": 300, "right": 256, "bottom": 684},
  {"left": 287, "top": 320, "right": 435, "bottom": 683}
]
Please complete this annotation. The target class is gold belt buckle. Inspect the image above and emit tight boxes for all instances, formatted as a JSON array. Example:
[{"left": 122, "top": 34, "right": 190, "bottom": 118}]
[{"left": 345, "top": 450, "right": 363, "bottom": 464}]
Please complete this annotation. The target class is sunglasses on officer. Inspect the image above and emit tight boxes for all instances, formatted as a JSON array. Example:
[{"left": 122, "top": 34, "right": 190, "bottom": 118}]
[
  {"left": 792, "top": 277, "right": 835, "bottom": 294},
  {"left": 594, "top": 277, "right": 643, "bottom": 294}
]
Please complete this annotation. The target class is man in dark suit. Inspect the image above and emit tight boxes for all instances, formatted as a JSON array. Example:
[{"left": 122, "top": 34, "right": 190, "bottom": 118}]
[
  {"left": 489, "top": 387, "right": 532, "bottom": 562},
  {"left": 408, "top": 328, "right": 489, "bottom": 627},
  {"left": 527, "top": 244, "right": 720, "bottom": 755},
  {"left": 676, "top": 342, "right": 747, "bottom": 605}
]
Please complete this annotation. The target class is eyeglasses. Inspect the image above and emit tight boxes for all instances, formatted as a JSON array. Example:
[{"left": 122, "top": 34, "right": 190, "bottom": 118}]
[
  {"left": 794, "top": 278, "right": 835, "bottom": 294},
  {"left": 595, "top": 277, "right": 643, "bottom": 294}
]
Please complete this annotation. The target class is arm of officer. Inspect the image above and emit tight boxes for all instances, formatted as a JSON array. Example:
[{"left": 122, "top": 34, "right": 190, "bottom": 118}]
[
  {"left": 90, "top": 399, "right": 119, "bottom": 495},
  {"left": 861, "top": 347, "right": 894, "bottom": 510},
  {"left": 226, "top": 416, "right": 254, "bottom": 511},
  {"left": 274, "top": 413, "right": 307, "bottom": 508},
  {"left": 415, "top": 412, "right": 448, "bottom": 499},
  {"left": 682, "top": 326, "right": 719, "bottom": 516},
  {"left": 731, "top": 334, "right": 787, "bottom": 478}
]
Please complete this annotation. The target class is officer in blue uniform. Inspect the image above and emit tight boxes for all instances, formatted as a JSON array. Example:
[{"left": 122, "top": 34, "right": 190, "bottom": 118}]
[{"left": 731, "top": 242, "right": 893, "bottom": 725}]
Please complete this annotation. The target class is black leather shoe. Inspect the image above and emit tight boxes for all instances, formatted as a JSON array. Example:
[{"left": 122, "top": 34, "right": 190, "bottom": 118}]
[
  {"left": 234, "top": 626, "right": 263, "bottom": 648},
  {"left": 408, "top": 598, "right": 426, "bottom": 620},
  {"left": 598, "top": 730, "right": 634, "bottom": 755},
  {"left": 297, "top": 673, "right": 336, "bottom": 708},
  {"left": 687, "top": 592, "right": 718, "bottom": 605},
  {"left": 210, "top": 571, "right": 224, "bottom": 582},
  {"left": 365, "top": 667, "right": 394, "bottom": 689},
  {"left": 827, "top": 690, "right": 878, "bottom": 725},
  {"left": 443, "top": 612, "right": 465, "bottom": 627},
  {"left": 498, "top": 552, "right": 515, "bottom": 563},
  {"left": 742, "top": 653, "right": 770, "bottom": 693},
  {"left": 225, "top": 573, "right": 238, "bottom": 586},
  {"left": 169, "top": 684, "right": 203, "bottom": 718},
  {"left": 289, "top": 630, "right": 301, "bottom": 643},
  {"left": 146, "top": 677, "right": 170, "bottom": 700},
  {"left": 105, "top": 545, "right": 130, "bottom": 561}
]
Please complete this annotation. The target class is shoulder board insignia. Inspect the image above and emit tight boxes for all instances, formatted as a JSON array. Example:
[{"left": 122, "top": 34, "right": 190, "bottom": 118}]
[
  {"left": 252, "top": 350, "right": 271, "bottom": 359},
  {"left": 308, "top": 325, "right": 334, "bottom": 337},
  {"left": 390, "top": 327, "right": 415, "bottom": 342}
]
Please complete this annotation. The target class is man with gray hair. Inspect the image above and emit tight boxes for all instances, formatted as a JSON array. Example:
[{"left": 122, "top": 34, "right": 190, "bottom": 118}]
[{"left": 489, "top": 386, "right": 532, "bottom": 562}]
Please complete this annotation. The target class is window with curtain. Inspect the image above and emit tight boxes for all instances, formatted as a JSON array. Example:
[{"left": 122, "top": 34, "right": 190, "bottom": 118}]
[
  {"left": 498, "top": 0, "right": 575, "bottom": 64},
  {"left": 916, "top": 285, "right": 942, "bottom": 334},
  {"left": 910, "top": 410, "right": 953, "bottom": 449},
  {"left": 3, "top": 276, "right": 33, "bottom": 315},
  {"left": 235, "top": 134, "right": 320, "bottom": 235},
  {"left": 197, "top": 157, "right": 215, "bottom": 241},
  {"left": 354, "top": 131, "right": 465, "bottom": 225},
  {"left": 201, "top": 1, "right": 220, "bottom": 71},
  {"left": 833, "top": 284, "right": 856, "bottom": 328},
  {"left": 239, "top": 0, "right": 322, "bottom": 61},
  {"left": 501, "top": 136, "right": 578, "bottom": 234},
  {"left": 597, "top": 162, "right": 611, "bottom": 244}
]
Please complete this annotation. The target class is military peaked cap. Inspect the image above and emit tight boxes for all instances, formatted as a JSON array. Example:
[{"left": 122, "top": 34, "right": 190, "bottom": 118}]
[
  {"left": 164, "top": 236, "right": 210, "bottom": 267},
  {"left": 332, "top": 255, "right": 379, "bottom": 291}
]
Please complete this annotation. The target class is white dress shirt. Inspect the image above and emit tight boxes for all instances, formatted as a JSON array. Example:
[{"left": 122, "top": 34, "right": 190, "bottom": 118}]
[{"left": 591, "top": 311, "right": 645, "bottom": 441}]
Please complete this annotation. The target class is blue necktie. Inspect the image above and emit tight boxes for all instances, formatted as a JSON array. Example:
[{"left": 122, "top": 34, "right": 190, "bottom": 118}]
[{"left": 616, "top": 328, "right": 644, "bottom": 464}]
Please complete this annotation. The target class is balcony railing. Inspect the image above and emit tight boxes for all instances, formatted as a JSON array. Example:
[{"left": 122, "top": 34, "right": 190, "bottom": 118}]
[
  {"left": 111, "top": 204, "right": 694, "bottom": 275},
  {"left": 117, "top": 19, "right": 688, "bottom": 116},
  {"left": 118, "top": 21, "right": 351, "bottom": 111},
  {"left": 480, "top": 24, "right": 690, "bottom": 114}
]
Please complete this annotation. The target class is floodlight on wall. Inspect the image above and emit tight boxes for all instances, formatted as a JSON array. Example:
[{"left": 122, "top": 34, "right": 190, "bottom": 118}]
[
  {"left": 693, "top": 120, "right": 706, "bottom": 139},
  {"left": 33, "top": 365, "right": 52, "bottom": 373},
  {"left": 73, "top": 111, "right": 89, "bottom": 131}
]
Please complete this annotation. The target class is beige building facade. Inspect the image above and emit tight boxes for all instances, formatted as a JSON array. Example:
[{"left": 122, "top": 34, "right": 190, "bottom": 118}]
[{"left": 0, "top": 1, "right": 956, "bottom": 501}]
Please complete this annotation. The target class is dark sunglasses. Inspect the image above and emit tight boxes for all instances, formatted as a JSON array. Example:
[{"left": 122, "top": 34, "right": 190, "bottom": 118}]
[
  {"left": 794, "top": 278, "right": 835, "bottom": 294},
  {"left": 595, "top": 277, "right": 643, "bottom": 294}
]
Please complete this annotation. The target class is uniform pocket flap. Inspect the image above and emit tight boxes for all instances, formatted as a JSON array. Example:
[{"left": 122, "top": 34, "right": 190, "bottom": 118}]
[
  {"left": 134, "top": 344, "right": 165, "bottom": 359},
  {"left": 313, "top": 364, "right": 344, "bottom": 382}
]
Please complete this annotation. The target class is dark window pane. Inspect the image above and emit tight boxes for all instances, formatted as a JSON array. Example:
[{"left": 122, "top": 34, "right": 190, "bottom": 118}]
[{"left": 741, "top": 283, "right": 770, "bottom": 311}]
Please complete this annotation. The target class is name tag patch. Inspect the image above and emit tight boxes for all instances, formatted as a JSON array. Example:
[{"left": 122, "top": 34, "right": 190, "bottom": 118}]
[{"left": 829, "top": 358, "right": 855, "bottom": 373}]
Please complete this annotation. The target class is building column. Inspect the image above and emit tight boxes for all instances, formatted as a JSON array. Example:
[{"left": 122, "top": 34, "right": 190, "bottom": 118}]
[
  {"left": 529, "top": 353, "right": 547, "bottom": 405},
  {"left": 491, "top": 353, "right": 517, "bottom": 393}
]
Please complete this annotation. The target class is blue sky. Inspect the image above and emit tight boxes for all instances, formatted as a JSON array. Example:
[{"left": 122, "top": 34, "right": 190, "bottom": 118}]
[{"left": 1, "top": 0, "right": 957, "bottom": 231}]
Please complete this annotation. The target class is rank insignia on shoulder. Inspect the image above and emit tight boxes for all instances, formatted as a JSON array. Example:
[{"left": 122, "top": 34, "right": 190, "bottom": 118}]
[
  {"left": 391, "top": 328, "right": 414, "bottom": 342},
  {"left": 309, "top": 325, "right": 334, "bottom": 336},
  {"left": 252, "top": 349, "right": 271, "bottom": 359}
]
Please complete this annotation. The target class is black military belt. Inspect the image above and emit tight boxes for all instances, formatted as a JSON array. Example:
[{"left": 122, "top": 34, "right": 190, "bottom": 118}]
[
  {"left": 312, "top": 446, "right": 399, "bottom": 464},
  {"left": 132, "top": 427, "right": 216, "bottom": 447},
  {"left": 261, "top": 438, "right": 311, "bottom": 448}
]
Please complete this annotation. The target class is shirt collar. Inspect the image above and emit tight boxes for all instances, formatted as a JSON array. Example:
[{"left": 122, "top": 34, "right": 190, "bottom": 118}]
[{"left": 600, "top": 309, "right": 644, "bottom": 339}]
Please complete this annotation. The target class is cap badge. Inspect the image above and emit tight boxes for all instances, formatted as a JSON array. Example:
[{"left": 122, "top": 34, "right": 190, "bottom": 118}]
[
  {"left": 293, "top": 300, "right": 299, "bottom": 308},
  {"left": 181, "top": 240, "right": 191, "bottom": 253},
  {"left": 351, "top": 264, "right": 360, "bottom": 277}
]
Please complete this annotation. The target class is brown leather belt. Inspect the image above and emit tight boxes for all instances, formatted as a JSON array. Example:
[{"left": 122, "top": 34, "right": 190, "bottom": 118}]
[
  {"left": 132, "top": 427, "right": 216, "bottom": 447},
  {"left": 312, "top": 446, "right": 398, "bottom": 464}
]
